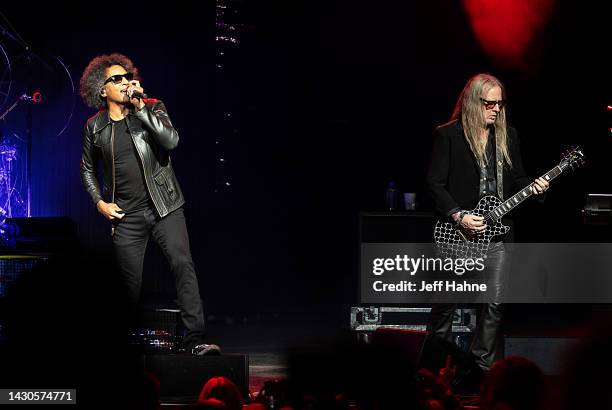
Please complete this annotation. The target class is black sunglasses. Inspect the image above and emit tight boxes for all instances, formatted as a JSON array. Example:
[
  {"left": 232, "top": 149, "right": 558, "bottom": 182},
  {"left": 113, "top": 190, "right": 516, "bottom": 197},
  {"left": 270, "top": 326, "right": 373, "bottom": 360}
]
[
  {"left": 480, "top": 98, "right": 506, "bottom": 109},
  {"left": 103, "top": 72, "right": 134, "bottom": 85}
]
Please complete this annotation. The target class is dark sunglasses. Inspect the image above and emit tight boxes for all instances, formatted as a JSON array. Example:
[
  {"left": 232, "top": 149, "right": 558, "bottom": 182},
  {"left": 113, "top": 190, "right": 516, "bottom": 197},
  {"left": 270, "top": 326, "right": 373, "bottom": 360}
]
[
  {"left": 103, "top": 72, "right": 134, "bottom": 85},
  {"left": 480, "top": 98, "right": 506, "bottom": 109}
]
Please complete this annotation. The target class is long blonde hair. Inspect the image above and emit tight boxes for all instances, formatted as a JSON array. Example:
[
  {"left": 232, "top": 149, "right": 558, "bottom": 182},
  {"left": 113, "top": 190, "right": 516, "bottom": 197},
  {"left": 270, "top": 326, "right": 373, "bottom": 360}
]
[{"left": 451, "top": 73, "right": 512, "bottom": 168}]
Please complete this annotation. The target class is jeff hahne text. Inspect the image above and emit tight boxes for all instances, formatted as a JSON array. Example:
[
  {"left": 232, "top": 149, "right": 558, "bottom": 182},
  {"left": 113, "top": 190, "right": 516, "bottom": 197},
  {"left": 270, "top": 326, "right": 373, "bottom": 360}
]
[{"left": 371, "top": 254, "right": 487, "bottom": 293}]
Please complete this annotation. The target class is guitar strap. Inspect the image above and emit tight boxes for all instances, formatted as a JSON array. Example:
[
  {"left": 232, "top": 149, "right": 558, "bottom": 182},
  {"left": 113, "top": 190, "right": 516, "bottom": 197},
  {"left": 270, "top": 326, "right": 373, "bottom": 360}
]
[{"left": 495, "top": 130, "right": 504, "bottom": 199}]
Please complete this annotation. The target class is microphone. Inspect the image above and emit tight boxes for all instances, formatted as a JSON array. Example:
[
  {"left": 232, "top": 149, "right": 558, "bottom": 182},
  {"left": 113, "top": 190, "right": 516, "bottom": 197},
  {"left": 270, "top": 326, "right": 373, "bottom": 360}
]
[{"left": 130, "top": 90, "right": 148, "bottom": 99}]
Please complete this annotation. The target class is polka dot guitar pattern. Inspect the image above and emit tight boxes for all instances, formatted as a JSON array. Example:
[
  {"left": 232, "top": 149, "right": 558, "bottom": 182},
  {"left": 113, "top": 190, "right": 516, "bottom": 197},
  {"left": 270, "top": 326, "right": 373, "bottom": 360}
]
[{"left": 434, "top": 147, "right": 585, "bottom": 260}]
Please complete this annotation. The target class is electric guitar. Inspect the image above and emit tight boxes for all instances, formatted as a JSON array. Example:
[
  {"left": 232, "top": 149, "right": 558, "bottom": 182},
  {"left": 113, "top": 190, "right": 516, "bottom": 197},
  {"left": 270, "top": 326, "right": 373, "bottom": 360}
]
[{"left": 434, "top": 147, "right": 585, "bottom": 260}]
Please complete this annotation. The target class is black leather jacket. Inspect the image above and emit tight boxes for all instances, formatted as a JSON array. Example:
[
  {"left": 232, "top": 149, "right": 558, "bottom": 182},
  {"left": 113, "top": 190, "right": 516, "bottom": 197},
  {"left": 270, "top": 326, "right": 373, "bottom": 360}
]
[
  {"left": 426, "top": 120, "right": 530, "bottom": 217},
  {"left": 80, "top": 99, "right": 185, "bottom": 218}
]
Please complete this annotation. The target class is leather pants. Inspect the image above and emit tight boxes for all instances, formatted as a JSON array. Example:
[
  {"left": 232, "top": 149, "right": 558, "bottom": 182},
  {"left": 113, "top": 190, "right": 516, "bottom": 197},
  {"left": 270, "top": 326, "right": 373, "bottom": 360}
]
[{"left": 426, "top": 241, "right": 506, "bottom": 371}]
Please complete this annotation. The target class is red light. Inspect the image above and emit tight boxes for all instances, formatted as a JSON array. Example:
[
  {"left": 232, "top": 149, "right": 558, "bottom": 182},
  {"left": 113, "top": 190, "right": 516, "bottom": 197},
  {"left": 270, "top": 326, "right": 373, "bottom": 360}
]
[
  {"left": 32, "top": 91, "right": 42, "bottom": 104},
  {"left": 463, "top": 0, "right": 556, "bottom": 69}
]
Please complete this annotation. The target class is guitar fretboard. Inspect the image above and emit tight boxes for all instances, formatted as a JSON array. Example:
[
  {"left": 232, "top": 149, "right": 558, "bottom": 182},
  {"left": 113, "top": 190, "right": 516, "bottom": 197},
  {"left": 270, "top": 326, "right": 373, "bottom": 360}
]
[{"left": 484, "top": 165, "right": 565, "bottom": 224}]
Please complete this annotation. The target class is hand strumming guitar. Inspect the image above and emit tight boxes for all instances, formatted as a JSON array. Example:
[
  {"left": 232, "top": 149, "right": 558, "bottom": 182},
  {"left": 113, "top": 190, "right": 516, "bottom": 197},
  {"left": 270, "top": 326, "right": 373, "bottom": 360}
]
[{"left": 451, "top": 211, "right": 487, "bottom": 235}]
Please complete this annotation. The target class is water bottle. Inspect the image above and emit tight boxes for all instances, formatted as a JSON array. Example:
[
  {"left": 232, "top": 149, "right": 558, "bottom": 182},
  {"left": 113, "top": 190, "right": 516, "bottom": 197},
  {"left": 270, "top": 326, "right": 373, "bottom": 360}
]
[{"left": 385, "top": 181, "right": 399, "bottom": 211}]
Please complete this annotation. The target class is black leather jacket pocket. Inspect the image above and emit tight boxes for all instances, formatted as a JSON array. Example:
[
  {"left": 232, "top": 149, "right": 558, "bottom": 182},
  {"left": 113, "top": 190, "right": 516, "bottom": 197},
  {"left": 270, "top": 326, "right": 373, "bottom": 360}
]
[
  {"left": 92, "top": 130, "right": 111, "bottom": 147},
  {"left": 154, "top": 167, "right": 177, "bottom": 202}
]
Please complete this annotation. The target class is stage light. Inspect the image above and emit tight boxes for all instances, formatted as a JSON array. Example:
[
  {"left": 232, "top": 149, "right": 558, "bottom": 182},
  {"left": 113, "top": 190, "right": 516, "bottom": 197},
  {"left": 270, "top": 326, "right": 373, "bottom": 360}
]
[{"left": 463, "top": 0, "right": 556, "bottom": 69}]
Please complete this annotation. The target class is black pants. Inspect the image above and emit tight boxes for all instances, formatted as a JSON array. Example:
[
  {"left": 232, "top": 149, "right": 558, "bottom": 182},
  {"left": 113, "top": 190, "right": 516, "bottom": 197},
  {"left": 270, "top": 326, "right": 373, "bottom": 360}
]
[
  {"left": 112, "top": 207, "right": 205, "bottom": 348},
  {"left": 426, "top": 241, "right": 506, "bottom": 371}
]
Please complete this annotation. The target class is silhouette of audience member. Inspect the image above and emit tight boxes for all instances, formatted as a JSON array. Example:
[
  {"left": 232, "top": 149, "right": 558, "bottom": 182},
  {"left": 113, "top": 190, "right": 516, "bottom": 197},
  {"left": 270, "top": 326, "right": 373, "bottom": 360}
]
[
  {"left": 243, "top": 404, "right": 267, "bottom": 410},
  {"left": 254, "top": 378, "right": 293, "bottom": 409},
  {"left": 137, "top": 371, "right": 161, "bottom": 410},
  {"left": 190, "top": 397, "right": 226, "bottom": 409},
  {"left": 479, "top": 356, "right": 546, "bottom": 410},
  {"left": 197, "top": 376, "right": 243, "bottom": 410},
  {"left": 416, "top": 366, "right": 462, "bottom": 410}
]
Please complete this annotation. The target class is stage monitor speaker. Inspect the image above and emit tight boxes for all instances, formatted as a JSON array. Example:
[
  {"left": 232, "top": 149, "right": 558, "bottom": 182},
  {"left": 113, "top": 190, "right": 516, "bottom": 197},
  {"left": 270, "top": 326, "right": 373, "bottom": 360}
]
[
  {"left": 0, "top": 255, "right": 47, "bottom": 298},
  {"left": 371, "top": 328, "right": 428, "bottom": 372},
  {"left": 5, "top": 217, "right": 78, "bottom": 252},
  {"left": 143, "top": 354, "right": 249, "bottom": 403},
  {"left": 504, "top": 336, "right": 580, "bottom": 375}
]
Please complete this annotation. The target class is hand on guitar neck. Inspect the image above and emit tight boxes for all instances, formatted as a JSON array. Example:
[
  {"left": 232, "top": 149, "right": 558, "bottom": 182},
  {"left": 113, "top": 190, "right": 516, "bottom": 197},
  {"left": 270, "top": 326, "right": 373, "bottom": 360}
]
[{"left": 531, "top": 177, "right": 549, "bottom": 195}]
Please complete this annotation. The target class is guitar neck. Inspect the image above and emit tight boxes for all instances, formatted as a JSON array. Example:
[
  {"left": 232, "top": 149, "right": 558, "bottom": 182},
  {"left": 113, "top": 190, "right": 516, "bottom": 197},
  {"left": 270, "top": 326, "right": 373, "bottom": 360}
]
[{"left": 485, "top": 165, "right": 564, "bottom": 222}]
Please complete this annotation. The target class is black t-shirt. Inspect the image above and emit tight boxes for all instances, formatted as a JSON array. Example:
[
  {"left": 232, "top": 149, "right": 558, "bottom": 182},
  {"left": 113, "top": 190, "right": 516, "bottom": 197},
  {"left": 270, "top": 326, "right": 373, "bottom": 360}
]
[{"left": 112, "top": 118, "right": 152, "bottom": 213}]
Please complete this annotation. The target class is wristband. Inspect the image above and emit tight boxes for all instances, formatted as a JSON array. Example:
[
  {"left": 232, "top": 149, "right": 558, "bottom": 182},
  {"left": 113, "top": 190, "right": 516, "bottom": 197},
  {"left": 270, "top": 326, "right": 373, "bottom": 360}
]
[{"left": 456, "top": 210, "right": 468, "bottom": 226}]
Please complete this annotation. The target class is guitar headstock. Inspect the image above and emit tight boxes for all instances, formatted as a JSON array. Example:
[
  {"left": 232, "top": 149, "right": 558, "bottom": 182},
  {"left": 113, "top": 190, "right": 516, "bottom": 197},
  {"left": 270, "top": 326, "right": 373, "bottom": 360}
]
[{"left": 560, "top": 146, "right": 586, "bottom": 171}]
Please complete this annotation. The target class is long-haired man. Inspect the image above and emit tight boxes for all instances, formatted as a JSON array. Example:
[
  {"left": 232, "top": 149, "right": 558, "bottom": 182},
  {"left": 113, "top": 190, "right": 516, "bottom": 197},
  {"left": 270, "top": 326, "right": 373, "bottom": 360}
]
[{"left": 426, "top": 73, "right": 548, "bottom": 371}]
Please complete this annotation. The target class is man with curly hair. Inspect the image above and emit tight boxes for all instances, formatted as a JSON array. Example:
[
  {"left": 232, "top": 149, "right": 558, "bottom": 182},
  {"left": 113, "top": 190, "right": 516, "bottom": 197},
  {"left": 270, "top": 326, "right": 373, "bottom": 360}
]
[{"left": 79, "top": 53, "right": 220, "bottom": 356}]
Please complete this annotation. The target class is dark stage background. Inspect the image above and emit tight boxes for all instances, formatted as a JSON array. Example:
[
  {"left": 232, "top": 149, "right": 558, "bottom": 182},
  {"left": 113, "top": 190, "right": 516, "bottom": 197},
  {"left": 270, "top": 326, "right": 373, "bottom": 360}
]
[{"left": 0, "top": 1, "right": 610, "bottom": 319}]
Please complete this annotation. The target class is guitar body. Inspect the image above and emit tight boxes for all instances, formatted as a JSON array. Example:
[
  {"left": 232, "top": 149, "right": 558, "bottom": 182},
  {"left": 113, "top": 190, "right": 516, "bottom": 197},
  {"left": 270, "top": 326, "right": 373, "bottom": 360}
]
[
  {"left": 432, "top": 146, "right": 585, "bottom": 260},
  {"left": 434, "top": 195, "right": 510, "bottom": 260}
]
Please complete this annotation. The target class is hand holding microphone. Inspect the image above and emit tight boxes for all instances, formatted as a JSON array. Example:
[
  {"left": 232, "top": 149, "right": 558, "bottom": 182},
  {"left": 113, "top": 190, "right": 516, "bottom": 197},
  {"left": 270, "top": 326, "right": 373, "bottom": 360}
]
[{"left": 126, "top": 79, "right": 147, "bottom": 109}]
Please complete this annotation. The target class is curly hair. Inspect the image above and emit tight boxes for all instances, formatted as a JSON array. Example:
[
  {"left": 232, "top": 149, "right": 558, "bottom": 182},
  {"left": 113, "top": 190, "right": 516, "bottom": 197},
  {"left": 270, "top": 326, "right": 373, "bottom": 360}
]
[{"left": 79, "top": 53, "right": 140, "bottom": 109}]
